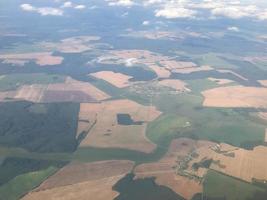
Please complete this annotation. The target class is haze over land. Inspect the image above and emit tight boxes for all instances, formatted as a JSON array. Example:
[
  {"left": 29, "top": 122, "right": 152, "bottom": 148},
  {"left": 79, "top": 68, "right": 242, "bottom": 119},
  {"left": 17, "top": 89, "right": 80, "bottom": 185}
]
[{"left": 0, "top": 0, "right": 267, "bottom": 200}]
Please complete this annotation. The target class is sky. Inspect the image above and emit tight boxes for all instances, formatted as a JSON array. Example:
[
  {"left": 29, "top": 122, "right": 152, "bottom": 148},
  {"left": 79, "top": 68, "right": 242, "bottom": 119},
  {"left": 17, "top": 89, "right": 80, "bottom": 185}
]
[{"left": 18, "top": 0, "right": 267, "bottom": 21}]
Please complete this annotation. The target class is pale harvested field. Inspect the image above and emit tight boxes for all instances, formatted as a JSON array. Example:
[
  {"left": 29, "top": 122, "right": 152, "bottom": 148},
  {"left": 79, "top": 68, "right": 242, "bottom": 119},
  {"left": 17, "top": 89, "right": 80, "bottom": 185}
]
[
  {"left": 37, "top": 160, "right": 134, "bottom": 190},
  {"left": 202, "top": 85, "right": 267, "bottom": 108},
  {"left": 22, "top": 160, "right": 134, "bottom": 200},
  {"left": 159, "top": 60, "right": 197, "bottom": 70},
  {"left": 208, "top": 77, "right": 234, "bottom": 85},
  {"left": 148, "top": 64, "right": 171, "bottom": 78},
  {"left": 122, "top": 31, "right": 178, "bottom": 40},
  {"left": 0, "top": 52, "right": 63, "bottom": 66},
  {"left": 15, "top": 85, "right": 47, "bottom": 102},
  {"left": 173, "top": 65, "right": 213, "bottom": 74},
  {"left": 22, "top": 176, "right": 123, "bottom": 200},
  {"left": 138, "top": 31, "right": 176, "bottom": 40},
  {"left": 259, "top": 80, "right": 267, "bottom": 87},
  {"left": 211, "top": 146, "right": 267, "bottom": 182},
  {"left": 0, "top": 77, "right": 110, "bottom": 103},
  {"left": 90, "top": 71, "right": 133, "bottom": 88},
  {"left": 158, "top": 79, "right": 190, "bottom": 92},
  {"left": 40, "top": 36, "right": 100, "bottom": 53},
  {"left": 79, "top": 99, "right": 161, "bottom": 153},
  {"left": 134, "top": 138, "right": 215, "bottom": 199}
]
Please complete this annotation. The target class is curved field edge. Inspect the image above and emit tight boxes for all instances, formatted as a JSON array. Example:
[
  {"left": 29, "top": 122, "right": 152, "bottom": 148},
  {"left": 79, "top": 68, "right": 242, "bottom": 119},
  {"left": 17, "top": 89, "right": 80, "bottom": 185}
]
[{"left": 0, "top": 166, "right": 58, "bottom": 200}]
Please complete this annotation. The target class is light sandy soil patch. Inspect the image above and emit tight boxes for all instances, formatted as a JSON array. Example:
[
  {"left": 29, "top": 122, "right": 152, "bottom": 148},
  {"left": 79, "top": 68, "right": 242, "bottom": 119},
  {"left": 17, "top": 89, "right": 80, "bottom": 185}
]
[
  {"left": 208, "top": 77, "right": 234, "bottom": 85},
  {"left": 79, "top": 99, "right": 161, "bottom": 153},
  {"left": 217, "top": 69, "right": 248, "bottom": 81},
  {"left": 158, "top": 79, "right": 190, "bottom": 92},
  {"left": 94, "top": 49, "right": 205, "bottom": 77},
  {"left": 122, "top": 31, "right": 180, "bottom": 40},
  {"left": 40, "top": 36, "right": 100, "bottom": 53},
  {"left": 122, "top": 30, "right": 207, "bottom": 41},
  {"left": 202, "top": 85, "right": 267, "bottom": 108},
  {"left": 258, "top": 80, "right": 267, "bottom": 87},
  {"left": 210, "top": 145, "right": 267, "bottom": 183},
  {"left": 0, "top": 52, "right": 63, "bottom": 66},
  {"left": 0, "top": 77, "right": 110, "bottom": 103},
  {"left": 37, "top": 160, "right": 134, "bottom": 190},
  {"left": 244, "top": 56, "right": 267, "bottom": 65},
  {"left": 173, "top": 65, "right": 213, "bottom": 74},
  {"left": 258, "top": 112, "right": 267, "bottom": 121},
  {"left": 90, "top": 71, "right": 133, "bottom": 88},
  {"left": 15, "top": 85, "right": 47, "bottom": 102},
  {"left": 159, "top": 60, "right": 197, "bottom": 71},
  {"left": 134, "top": 138, "right": 215, "bottom": 199},
  {"left": 22, "top": 160, "right": 134, "bottom": 200},
  {"left": 22, "top": 176, "right": 123, "bottom": 200}
]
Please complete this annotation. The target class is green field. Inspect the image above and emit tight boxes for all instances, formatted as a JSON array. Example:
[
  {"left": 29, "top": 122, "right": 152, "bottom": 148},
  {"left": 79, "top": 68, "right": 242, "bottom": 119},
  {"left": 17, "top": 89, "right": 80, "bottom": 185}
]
[
  {"left": 147, "top": 114, "right": 192, "bottom": 147},
  {"left": 147, "top": 89, "right": 265, "bottom": 149},
  {"left": 203, "top": 170, "right": 263, "bottom": 200}
]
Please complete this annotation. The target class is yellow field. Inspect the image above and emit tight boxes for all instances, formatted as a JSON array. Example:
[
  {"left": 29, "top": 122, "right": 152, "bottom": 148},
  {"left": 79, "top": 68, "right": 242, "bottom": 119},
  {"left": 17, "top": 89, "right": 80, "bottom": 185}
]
[
  {"left": 148, "top": 64, "right": 171, "bottom": 78},
  {"left": 210, "top": 146, "right": 267, "bottom": 183},
  {"left": 0, "top": 77, "right": 110, "bottom": 103},
  {"left": 78, "top": 99, "right": 161, "bottom": 153},
  {"left": 22, "top": 160, "right": 134, "bottom": 200},
  {"left": 90, "top": 71, "right": 133, "bottom": 88},
  {"left": 158, "top": 79, "right": 190, "bottom": 92},
  {"left": 22, "top": 176, "right": 123, "bottom": 200},
  {"left": 202, "top": 85, "right": 267, "bottom": 108}
]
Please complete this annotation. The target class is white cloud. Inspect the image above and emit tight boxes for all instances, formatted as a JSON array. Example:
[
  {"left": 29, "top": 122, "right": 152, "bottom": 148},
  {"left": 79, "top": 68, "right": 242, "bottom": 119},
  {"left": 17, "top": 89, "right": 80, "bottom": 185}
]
[
  {"left": 107, "top": 0, "right": 135, "bottom": 7},
  {"left": 190, "top": 1, "right": 266, "bottom": 20},
  {"left": 20, "top": 4, "right": 63, "bottom": 16},
  {"left": 142, "top": 0, "right": 267, "bottom": 20},
  {"left": 38, "top": 7, "right": 63, "bottom": 16},
  {"left": 257, "top": 9, "right": 267, "bottom": 20},
  {"left": 61, "top": 1, "right": 73, "bottom": 8},
  {"left": 211, "top": 5, "right": 258, "bottom": 19},
  {"left": 227, "top": 26, "right": 240, "bottom": 32},
  {"left": 61, "top": 1, "right": 86, "bottom": 10},
  {"left": 75, "top": 5, "right": 86, "bottom": 10},
  {"left": 20, "top": 4, "right": 35, "bottom": 11},
  {"left": 155, "top": 7, "right": 196, "bottom": 19},
  {"left": 142, "top": 20, "right": 150, "bottom": 25}
]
